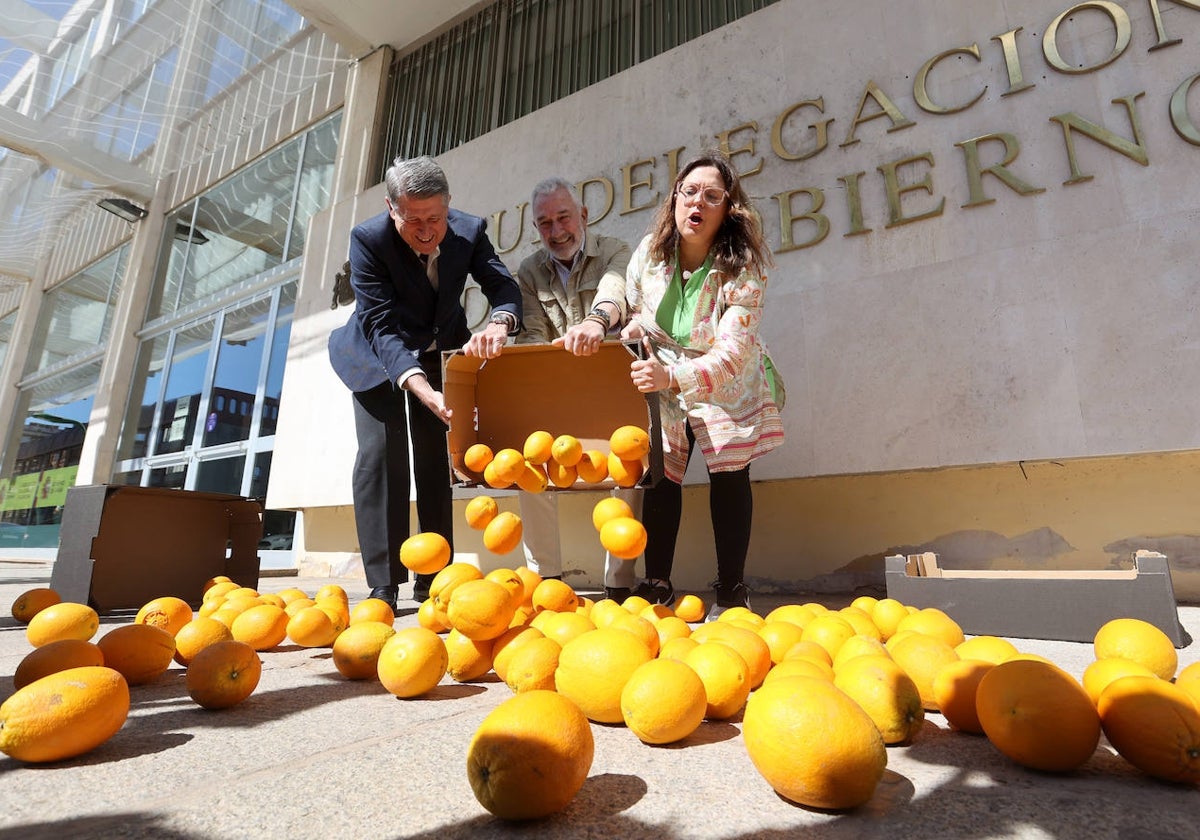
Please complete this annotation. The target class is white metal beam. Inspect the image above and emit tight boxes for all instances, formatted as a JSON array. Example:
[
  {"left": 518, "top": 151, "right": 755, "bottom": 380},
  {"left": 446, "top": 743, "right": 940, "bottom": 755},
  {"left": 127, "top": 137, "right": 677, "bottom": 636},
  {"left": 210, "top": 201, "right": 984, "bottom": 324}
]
[{"left": 0, "top": 0, "right": 59, "bottom": 54}]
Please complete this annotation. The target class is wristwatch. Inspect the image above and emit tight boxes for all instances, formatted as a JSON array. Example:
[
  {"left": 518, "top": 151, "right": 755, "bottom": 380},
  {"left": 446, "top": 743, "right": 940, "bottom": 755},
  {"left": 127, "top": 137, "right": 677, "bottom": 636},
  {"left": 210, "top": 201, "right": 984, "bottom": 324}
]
[
  {"left": 489, "top": 311, "right": 518, "bottom": 334},
  {"left": 586, "top": 305, "right": 612, "bottom": 331}
]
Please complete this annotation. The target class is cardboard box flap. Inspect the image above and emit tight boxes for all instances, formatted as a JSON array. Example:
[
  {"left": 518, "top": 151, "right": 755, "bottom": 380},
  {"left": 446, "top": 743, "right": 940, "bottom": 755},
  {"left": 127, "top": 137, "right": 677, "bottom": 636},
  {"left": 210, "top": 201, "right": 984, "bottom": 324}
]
[{"left": 444, "top": 341, "right": 662, "bottom": 489}]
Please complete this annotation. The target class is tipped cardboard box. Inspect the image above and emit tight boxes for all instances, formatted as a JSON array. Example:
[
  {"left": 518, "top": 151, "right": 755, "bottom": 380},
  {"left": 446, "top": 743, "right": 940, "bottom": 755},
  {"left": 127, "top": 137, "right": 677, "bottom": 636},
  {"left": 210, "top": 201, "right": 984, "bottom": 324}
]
[
  {"left": 50, "top": 485, "right": 262, "bottom": 613},
  {"left": 443, "top": 341, "right": 662, "bottom": 489},
  {"left": 885, "top": 550, "right": 1192, "bottom": 647}
]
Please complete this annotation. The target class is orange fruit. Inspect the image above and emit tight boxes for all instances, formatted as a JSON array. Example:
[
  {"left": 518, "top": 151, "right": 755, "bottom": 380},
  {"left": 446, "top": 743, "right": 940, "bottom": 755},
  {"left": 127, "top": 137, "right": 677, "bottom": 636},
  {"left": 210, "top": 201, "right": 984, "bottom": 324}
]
[
  {"left": 504, "top": 636, "right": 562, "bottom": 693},
  {"left": 609, "top": 425, "right": 650, "bottom": 460},
  {"left": 286, "top": 606, "right": 339, "bottom": 647},
  {"left": 484, "top": 567, "right": 526, "bottom": 607},
  {"left": 491, "top": 448, "right": 527, "bottom": 484},
  {"left": 13, "top": 639, "right": 105, "bottom": 690},
  {"left": 203, "top": 581, "right": 240, "bottom": 603},
  {"left": 314, "top": 584, "right": 347, "bottom": 603},
  {"left": 831, "top": 635, "right": 890, "bottom": 671},
  {"left": 284, "top": 597, "right": 316, "bottom": 617},
  {"left": 532, "top": 578, "right": 578, "bottom": 613},
  {"left": 0, "top": 666, "right": 130, "bottom": 763},
  {"left": 684, "top": 641, "right": 752, "bottom": 719},
  {"left": 522, "top": 430, "right": 555, "bottom": 464},
  {"left": 555, "top": 627, "right": 655, "bottom": 723},
  {"left": 258, "top": 593, "right": 286, "bottom": 610},
  {"left": 654, "top": 615, "right": 691, "bottom": 647},
  {"left": 417, "top": 598, "right": 451, "bottom": 633},
  {"left": 464, "top": 443, "right": 494, "bottom": 473},
  {"left": 26, "top": 602, "right": 100, "bottom": 647},
  {"left": 350, "top": 598, "right": 395, "bottom": 626},
  {"left": 591, "top": 496, "right": 634, "bottom": 530},
  {"left": 544, "top": 461, "right": 577, "bottom": 488},
  {"left": 483, "top": 511, "right": 523, "bottom": 554},
  {"left": 96, "top": 624, "right": 176, "bottom": 686},
  {"left": 445, "top": 628, "right": 496, "bottom": 682},
  {"left": 743, "top": 675, "right": 887, "bottom": 810},
  {"left": 620, "top": 657, "right": 707, "bottom": 744},
  {"left": 515, "top": 463, "right": 549, "bottom": 493},
  {"left": 464, "top": 495, "right": 499, "bottom": 530},
  {"left": 202, "top": 574, "right": 232, "bottom": 594},
  {"left": 609, "top": 612, "right": 660, "bottom": 657},
  {"left": 274, "top": 588, "right": 310, "bottom": 606},
  {"left": 447, "top": 579, "right": 518, "bottom": 640},
  {"left": 333, "top": 621, "right": 397, "bottom": 679},
  {"left": 231, "top": 604, "right": 289, "bottom": 651},
  {"left": 588, "top": 598, "right": 628, "bottom": 628},
  {"left": 783, "top": 639, "right": 834, "bottom": 667},
  {"left": 955, "top": 635, "right": 1019, "bottom": 665},
  {"left": 799, "top": 613, "right": 856, "bottom": 660},
  {"left": 895, "top": 608, "right": 965, "bottom": 648},
  {"left": 1177, "top": 662, "right": 1200, "bottom": 708},
  {"left": 850, "top": 595, "right": 879, "bottom": 614},
  {"left": 575, "top": 450, "right": 608, "bottom": 483},
  {"left": 10, "top": 588, "right": 61, "bottom": 623},
  {"left": 400, "top": 532, "right": 452, "bottom": 575},
  {"left": 1081, "top": 657, "right": 1157, "bottom": 706},
  {"left": 1097, "top": 674, "right": 1200, "bottom": 784},
  {"left": 931, "top": 658, "right": 994, "bottom": 734},
  {"left": 540, "top": 611, "right": 596, "bottom": 647},
  {"left": 513, "top": 566, "right": 542, "bottom": 604},
  {"left": 483, "top": 460, "right": 513, "bottom": 489},
  {"left": 762, "top": 657, "right": 834, "bottom": 685},
  {"left": 833, "top": 654, "right": 924, "bottom": 745},
  {"left": 699, "top": 623, "right": 772, "bottom": 688},
  {"left": 174, "top": 616, "right": 235, "bottom": 665},
  {"left": 607, "top": 454, "right": 643, "bottom": 488},
  {"left": 186, "top": 640, "right": 262, "bottom": 710},
  {"left": 599, "top": 517, "right": 647, "bottom": 560},
  {"left": 491, "top": 625, "right": 544, "bottom": 683},
  {"left": 430, "top": 562, "right": 484, "bottom": 608},
  {"left": 976, "top": 659, "right": 1100, "bottom": 772},
  {"left": 869, "top": 598, "right": 909, "bottom": 639},
  {"left": 889, "top": 632, "right": 960, "bottom": 710},
  {"left": 467, "top": 690, "right": 594, "bottom": 820},
  {"left": 764, "top": 603, "right": 817, "bottom": 629},
  {"left": 757, "top": 621, "right": 804, "bottom": 665},
  {"left": 674, "top": 594, "right": 706, "bottom": 623},
  {"left": 1093, "top": 617, "right": 1178, "bottom": 680},
  {"left": 837, "top": 607, "right": 882, "bottom": 641},
  {"left": 228, "top": 586, "right": 263, "bottom": 600},
  {"left": 133, "top": 596, "right": 193, "bottom": 637},
  {"left": 659, "top": 636, "right": 700, "bottom": 662},
  {"left": 378, "top": 627, "right": 448, "bottom": 697},
  {"left": 549, "top": 434, "right": 583, "bottom": 466}
]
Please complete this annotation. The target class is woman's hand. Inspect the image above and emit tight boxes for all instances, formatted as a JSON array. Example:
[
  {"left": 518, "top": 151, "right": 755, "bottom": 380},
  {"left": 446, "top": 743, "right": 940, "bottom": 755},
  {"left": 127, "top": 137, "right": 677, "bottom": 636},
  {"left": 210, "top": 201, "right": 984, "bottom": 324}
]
[
  {"left": 620, "top": 321, "right": 646, "bottom": 342},
  {"left": 631, "top": 338, "right": 671, "bottom": 393}
]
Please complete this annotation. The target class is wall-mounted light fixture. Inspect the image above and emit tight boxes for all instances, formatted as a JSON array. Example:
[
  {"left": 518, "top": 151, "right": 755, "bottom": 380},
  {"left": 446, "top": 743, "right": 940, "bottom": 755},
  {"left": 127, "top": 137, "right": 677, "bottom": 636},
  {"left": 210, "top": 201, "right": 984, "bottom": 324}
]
[
  {"left": 96, "top": 197, "right": 148, "bottom": 222},
  {"left": 173, "top": 222, "right": 209, "bottom": 245}
]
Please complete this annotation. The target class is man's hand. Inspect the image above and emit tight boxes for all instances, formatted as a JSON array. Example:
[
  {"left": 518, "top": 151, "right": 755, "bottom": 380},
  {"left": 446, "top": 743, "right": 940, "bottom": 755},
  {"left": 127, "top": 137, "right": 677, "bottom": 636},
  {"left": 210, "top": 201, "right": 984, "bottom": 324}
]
[
  {"left": 555, "top": 319, "right": 606, "bottom": 356},
  {"left": 463, "top": 321, "right": 509, "bottom": 359},
  {"left": 404, "top": 374, "right": 453, "bottom": 424}
]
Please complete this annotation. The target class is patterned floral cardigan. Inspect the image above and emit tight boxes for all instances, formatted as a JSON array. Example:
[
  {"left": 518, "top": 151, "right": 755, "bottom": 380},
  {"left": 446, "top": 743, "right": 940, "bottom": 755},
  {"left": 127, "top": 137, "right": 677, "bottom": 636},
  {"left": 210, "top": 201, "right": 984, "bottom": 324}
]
[{"left": 625, "top": 234, "right": 784, "bottom": 484}]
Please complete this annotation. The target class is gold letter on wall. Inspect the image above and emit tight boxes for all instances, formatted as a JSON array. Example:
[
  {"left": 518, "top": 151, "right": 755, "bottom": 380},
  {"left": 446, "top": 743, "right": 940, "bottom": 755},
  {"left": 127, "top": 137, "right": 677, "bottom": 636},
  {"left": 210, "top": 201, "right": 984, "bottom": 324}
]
[
  {"left": 955, "top": 132, "right": 1047, "bottom": 208},
  {"left": 1049, "top": 93, "right": 1149, "bottom": 185}
]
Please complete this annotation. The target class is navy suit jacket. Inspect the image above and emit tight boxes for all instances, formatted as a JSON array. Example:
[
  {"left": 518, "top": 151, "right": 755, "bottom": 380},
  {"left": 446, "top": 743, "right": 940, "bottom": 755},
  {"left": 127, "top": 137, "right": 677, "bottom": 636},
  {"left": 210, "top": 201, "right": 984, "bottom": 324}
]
[{"left": 328, "top": 208, "right": 521, "bottom": 393}]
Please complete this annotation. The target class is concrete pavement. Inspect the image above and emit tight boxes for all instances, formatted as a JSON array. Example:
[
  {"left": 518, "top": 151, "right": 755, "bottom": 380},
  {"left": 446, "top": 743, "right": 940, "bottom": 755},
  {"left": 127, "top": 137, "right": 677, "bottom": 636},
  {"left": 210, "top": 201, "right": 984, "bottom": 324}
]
[{"left": 0, "top": 558, "right": 1197, "bottom": 840}]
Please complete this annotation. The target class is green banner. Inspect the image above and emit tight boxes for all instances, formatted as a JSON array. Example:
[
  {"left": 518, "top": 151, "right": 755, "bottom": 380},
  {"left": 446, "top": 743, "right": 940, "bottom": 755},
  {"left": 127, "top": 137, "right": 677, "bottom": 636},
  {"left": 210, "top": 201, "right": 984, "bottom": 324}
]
[
  {"left": 0, "top": 473, "right": 40, "bottom": 512},
  {"left": 36, "top": 465, "right": 79, "bottom": 508}
]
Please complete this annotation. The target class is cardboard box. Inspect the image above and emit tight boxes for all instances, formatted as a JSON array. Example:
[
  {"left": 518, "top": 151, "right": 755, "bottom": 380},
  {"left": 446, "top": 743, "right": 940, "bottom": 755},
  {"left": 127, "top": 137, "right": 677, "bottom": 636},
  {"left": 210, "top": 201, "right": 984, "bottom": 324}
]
[
  {"left": 884, "top": 550, "right": 1192, "bottom": 647},
  {"left": 443, "top": 341, "right": 662, "bottom": 489},
  {"left": 50, "top": 485, "right": 262, "bottom": 613}
]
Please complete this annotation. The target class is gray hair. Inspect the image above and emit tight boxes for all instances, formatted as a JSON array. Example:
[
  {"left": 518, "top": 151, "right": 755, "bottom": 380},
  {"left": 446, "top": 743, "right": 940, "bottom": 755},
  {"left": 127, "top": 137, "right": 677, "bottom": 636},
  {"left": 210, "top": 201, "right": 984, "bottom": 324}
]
[
  {"left": 385, "top": 156, "right": 450, "bottom": 204},
  {"left": 530, "top": 176, "right": 580, "bottom": 210}
]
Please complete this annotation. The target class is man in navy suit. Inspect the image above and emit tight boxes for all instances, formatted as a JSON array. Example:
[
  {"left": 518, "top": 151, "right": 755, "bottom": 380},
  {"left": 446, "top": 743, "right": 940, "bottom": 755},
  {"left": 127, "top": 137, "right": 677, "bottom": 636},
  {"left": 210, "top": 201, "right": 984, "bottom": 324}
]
[{"left": 328, "top": 156, "right": 521, "bottom": 610}]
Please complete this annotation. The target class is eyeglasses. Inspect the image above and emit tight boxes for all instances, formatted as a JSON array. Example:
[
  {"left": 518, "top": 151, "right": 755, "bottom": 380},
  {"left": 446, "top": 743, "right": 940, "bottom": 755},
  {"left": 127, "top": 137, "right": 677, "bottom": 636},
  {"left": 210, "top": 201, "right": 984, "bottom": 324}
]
[{"left": 676, "top": 184, "right": 728, "bottom": 206}]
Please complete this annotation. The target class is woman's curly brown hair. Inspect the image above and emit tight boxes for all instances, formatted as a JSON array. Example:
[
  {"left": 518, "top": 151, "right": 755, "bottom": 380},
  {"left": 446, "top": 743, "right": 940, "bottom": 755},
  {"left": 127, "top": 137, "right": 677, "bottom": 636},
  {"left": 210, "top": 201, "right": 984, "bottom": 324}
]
[{"left": 645, "top": 150, "right": 773, "bottom": 278}]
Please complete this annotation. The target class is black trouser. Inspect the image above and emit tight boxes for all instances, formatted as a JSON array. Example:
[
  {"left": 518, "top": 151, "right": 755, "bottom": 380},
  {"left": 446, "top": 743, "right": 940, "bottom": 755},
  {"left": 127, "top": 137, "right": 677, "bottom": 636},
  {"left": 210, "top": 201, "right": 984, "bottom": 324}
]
[
  {"left": 641, "top": 421, "right": 753, "bottom": 588},
  {"left": 350, "top": 354, "right": 451, "bottom": 589}
]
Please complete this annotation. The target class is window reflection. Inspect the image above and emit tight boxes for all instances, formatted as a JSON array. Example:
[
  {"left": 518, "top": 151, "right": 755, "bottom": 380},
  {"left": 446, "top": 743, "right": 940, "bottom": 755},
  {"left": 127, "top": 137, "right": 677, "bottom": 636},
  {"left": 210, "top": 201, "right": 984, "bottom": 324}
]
[
  {"left": 157, "top": 320, "right": 214, "bottom": 455},
  {"left": 203, "top": 300, "right": 270, "bottom": 447}
]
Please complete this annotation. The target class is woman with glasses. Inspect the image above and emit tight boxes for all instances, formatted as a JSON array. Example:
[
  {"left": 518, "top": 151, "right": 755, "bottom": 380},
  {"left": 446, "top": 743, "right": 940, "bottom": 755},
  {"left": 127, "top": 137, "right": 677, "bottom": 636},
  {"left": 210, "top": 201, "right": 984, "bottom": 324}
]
[{"left": 620, "top": 150, "right": 785, "bottom": 620}]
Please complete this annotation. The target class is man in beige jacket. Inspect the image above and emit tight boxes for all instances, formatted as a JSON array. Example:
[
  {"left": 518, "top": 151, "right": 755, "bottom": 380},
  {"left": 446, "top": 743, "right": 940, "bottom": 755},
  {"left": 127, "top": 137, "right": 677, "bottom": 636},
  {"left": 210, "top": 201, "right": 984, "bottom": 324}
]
[{"left": 515, "top": 177, "right": 640, "bottom": 600}]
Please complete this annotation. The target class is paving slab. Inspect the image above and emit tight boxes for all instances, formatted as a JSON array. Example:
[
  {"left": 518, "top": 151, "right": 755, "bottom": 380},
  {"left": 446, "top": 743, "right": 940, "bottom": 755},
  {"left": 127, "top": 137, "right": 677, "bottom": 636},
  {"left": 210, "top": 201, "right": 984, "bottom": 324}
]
[{"left": 0, "top": 560, "right": 1197, "bottom": 840}]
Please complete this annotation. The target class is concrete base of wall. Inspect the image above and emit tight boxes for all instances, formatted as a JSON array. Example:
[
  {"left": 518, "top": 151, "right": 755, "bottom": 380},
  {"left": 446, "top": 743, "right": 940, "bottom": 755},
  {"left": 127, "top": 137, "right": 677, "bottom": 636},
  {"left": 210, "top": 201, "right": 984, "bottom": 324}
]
[{"left": 292, "top": 449, "right": 1200, "bottom": 602}]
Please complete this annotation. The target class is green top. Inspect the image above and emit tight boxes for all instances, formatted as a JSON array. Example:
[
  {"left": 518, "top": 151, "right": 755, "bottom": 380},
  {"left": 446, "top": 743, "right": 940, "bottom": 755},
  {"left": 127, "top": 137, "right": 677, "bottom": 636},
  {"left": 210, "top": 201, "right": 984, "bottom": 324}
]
[{"left": 656, "top": 252, "right": 713, "bottom": 346}]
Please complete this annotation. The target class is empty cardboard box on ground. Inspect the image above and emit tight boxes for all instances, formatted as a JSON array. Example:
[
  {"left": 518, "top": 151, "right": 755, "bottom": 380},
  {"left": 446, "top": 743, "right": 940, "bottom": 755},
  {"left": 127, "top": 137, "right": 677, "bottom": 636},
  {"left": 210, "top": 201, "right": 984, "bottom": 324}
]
[
  {"left": 443, "top": 341, "right": 661, "bottom": 489},
  {"left": 50, "top": 485, "right": 262, "bottom": 613},
  {"left": 885, "top": 550, "right": 1192, "bottom": 647}
]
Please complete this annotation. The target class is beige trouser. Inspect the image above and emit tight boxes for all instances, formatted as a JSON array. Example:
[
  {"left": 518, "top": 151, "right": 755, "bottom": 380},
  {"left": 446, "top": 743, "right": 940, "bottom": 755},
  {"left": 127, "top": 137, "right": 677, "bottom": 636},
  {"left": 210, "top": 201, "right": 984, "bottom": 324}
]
[{"left": 519, "top": 487, "right": 642, "bottom": 587}]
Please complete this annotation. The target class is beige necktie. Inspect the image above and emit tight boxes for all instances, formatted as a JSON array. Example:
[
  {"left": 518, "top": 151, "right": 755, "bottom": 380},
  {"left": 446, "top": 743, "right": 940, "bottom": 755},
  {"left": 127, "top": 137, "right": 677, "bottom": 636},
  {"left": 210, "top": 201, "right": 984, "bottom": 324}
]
[{"left": 421, "top": 253, "right": 439, "bottom": 292}]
